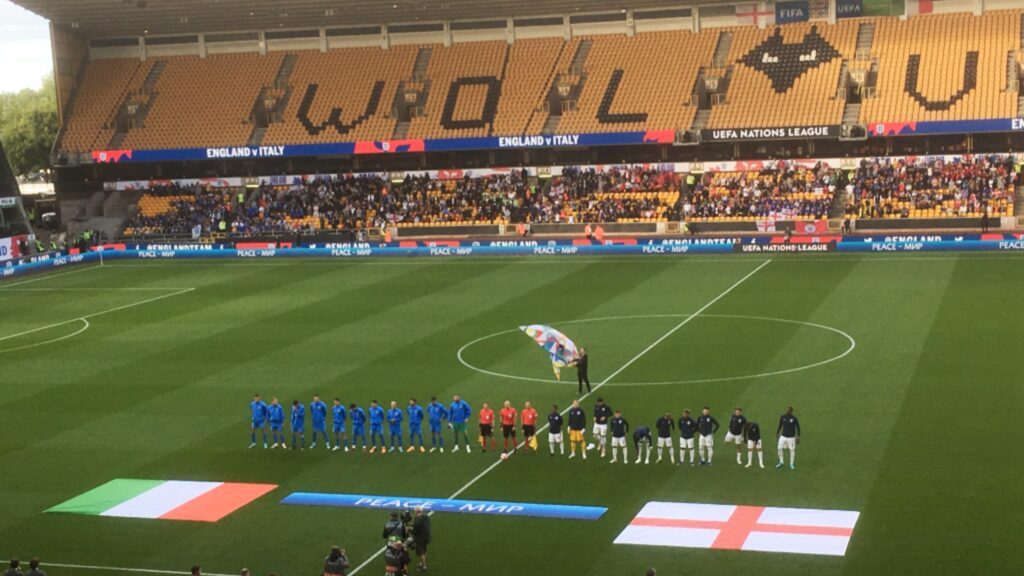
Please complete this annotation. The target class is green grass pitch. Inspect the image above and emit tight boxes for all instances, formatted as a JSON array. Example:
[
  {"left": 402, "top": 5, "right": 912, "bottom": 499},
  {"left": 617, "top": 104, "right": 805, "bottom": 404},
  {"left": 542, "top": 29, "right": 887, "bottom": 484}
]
[{"left": 2, "top": 254, "right": 1022, "bottom": 576}]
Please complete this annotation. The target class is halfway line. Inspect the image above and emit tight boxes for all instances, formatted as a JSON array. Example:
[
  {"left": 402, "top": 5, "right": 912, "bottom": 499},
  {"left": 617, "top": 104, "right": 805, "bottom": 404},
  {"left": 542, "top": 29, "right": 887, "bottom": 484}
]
[{"left": 346, "top": 258, "right": 772, "bottom": 575}]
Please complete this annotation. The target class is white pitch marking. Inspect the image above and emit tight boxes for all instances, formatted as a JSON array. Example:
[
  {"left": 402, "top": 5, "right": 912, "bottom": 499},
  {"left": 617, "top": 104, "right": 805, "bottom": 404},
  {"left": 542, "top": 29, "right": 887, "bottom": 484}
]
[
  {"left": 0, "top": 287, "right": 195, "bottom": 344},
  {"left": 89, "top": 253, "right": 1024, "bottom": 269},
  {"left": 0, "top": 318, "right": 90, "bottom": 356},
  {"left": 456, "top": 313, "right": 856, "bottom": 386},
  {"left": 0, "top": 286, "right": 196, "bottom": 292},
  {"left": 39, "top": 562, "right": 234, "bottom": 576},
  {"left": 0, "top": 264, "right": 101, "bottom": 287},
  {"left": 346, "top": 259, "right": 772, "bottom": 575}
]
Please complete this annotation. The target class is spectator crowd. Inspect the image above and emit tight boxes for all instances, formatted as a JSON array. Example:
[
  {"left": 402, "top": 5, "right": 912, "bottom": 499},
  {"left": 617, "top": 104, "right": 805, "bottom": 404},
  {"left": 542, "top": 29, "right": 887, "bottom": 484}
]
[
  {"left": 683, "top": 161, "right": 840, "bottom": 220},
  {"left": 844, "top": 155, "right": 1017, "bottom": 218},
  {"left": 122, "top": 166, "right": 684, "bottom": 237},
  {"left": 121, "top": 156, "right": 1020, "bottom": 237}
]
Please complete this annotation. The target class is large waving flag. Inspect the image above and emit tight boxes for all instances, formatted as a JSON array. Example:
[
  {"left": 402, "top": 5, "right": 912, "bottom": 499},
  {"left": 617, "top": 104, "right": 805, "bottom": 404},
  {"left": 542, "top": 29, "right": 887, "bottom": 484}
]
[{"left": 519, "top": 325, "right": 580, "bottom": 380}]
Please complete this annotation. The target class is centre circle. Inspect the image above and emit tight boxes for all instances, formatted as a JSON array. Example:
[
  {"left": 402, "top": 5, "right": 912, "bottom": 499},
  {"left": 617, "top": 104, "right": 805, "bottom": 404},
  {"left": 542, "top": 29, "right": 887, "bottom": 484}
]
[{"left": 456, "top": 314, "right": 856, "bottom": 387}]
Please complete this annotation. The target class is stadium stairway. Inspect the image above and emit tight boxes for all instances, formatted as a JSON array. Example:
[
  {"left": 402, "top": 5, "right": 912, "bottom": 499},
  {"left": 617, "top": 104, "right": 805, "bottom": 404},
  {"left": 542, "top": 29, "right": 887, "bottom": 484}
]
[
  {"left": 540, "top": 39, "right": 592, "bottom": 135},
  {"left": 248, "top": 54, "right": 298, "bottom": 146},
  {"left": 392, "top": 47, "right": 433, "bottom": 140},
  {"left": 108, "top": 60, "right": 167, "bottom": 149},
  {"left": 692, "top": 108, "right": 711, "bottom": 130},
  {"left": 65, "top": 189, "right": 139, "bottom": 241},
  {"left": 829, "top": 187, "right": 849, "bottom": 219},
  {"left": 412, "top": 46, "right": 432, "bottom": 78},
  {"left": 842, "top": 101, "right": 861, "bottom": 124},
  {"left": 855, "top": 21, "right": 875, "bottom": 59},
  {"left": 1014, "top": 184, "right": 1024, "bottom": 217},
  {"left": 691, "top": 31, "right": 735, "bottom": 134},
  {"left": 836, "top": 60, "right": 849, "bottom": 99},
  {"left": 712, "top": 30, "right": 733, "bottom": 68}
]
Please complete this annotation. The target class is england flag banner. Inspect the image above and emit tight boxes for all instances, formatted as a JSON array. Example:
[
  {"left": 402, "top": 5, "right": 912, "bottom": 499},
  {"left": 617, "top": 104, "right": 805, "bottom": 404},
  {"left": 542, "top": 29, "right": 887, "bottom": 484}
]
[{"left": 614, "top": 502, "right": 859, "bottom": 556}]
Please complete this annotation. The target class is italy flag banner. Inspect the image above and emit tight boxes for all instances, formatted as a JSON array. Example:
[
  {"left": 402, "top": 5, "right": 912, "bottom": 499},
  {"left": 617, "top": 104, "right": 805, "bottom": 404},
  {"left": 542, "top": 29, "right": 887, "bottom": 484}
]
[{"left": 47, "top": 479, "right": 276, "bottom": 523}]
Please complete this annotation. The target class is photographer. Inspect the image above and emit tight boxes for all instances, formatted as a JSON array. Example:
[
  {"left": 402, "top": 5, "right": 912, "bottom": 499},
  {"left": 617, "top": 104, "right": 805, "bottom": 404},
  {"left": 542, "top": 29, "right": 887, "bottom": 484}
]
[
  {"left": 323, "top": 546, "right": 349, "bottom": 576},
  {"left": 383, "top": 541, "right": 410, "bottom": 576},
  {"left": 383, "top": 512, "right": 406, "bottom": 544}
]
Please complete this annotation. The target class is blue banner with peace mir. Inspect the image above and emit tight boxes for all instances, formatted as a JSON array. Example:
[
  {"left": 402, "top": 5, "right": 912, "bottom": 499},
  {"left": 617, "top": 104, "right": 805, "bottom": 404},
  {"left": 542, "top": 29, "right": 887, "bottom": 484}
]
[{"left": 280, "top": 492, "right": 607, "bottom": 520}]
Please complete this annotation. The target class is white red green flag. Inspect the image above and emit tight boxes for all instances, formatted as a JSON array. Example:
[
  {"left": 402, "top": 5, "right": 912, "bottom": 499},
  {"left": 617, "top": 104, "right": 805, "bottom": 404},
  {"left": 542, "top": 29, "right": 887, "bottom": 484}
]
[{"left": 614, "top": 502, "right": 859, "bottom": 556}]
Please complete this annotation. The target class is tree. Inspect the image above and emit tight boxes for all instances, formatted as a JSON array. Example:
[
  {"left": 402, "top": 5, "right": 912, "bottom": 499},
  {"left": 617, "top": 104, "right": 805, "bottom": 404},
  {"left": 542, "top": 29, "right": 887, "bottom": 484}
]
[{"left": 0, "top": 73, "right": 58, "bottom": 177}]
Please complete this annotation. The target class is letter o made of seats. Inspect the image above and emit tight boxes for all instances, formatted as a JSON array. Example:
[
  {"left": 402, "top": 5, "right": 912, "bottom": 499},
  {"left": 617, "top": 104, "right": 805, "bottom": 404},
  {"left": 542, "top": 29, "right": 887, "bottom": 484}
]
[{"left": 440, "top": 77, "right": 502, "bottom": 131}]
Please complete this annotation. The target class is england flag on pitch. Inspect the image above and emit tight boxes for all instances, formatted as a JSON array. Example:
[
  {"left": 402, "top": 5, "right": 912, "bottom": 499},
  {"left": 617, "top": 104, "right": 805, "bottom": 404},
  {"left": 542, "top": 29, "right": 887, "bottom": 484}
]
[{"left": 614, "top": 502, "right": 859, "bottom": 556}]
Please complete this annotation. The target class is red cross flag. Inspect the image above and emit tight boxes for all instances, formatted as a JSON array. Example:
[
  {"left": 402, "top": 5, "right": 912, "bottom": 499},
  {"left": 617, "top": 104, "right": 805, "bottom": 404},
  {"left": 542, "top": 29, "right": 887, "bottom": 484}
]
[
  {"left": 614, "top": 502, "right": 859, "bottom": 556},
  {"left": 736, "top": 4, "right": 774, "bottom": 26}
]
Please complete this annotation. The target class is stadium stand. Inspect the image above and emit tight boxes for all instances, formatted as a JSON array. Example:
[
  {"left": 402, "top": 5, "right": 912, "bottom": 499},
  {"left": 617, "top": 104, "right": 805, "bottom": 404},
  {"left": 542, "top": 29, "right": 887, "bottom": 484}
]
[
  {"left": 121, "top": 166, "right": 690, "bottom": 236},
  {"left": 493, "top": 37, "right": 570, "bottom": 137},
  {"left": 121, "top": 53, "right": 284, "bottom": 150},
  {"left": 708, "top": 22, "right": 857, "bottom": 129},
  {"left": 119, "top": 152, "right": 1021, "bottom": 237},
  {"left": 53, "top": 12, "right": 1024, "bottom": 155},
  {"left": 124, "top": 184, "right": 217, "bottom": 236},
  {"left": 58, "top": 58, "right": 153, "bottom": 152},
  {"left": 859, "top": 12, "right": 1019, "bottom": 123},
  {"left": 844, "top": 155, "right": 1016, "bottom": 219},
  {"left": 263, "top": 46, "right": 418, "bottom": 145},
  {"left": 124, "top": 172, "right": 535, "bottom": 235},
  {"left": 546, "top": 166, "right": 681, "bottom": 223},
  {"left": 557, "top": 30, "right": 715, "bottom": 135},
  {"left": 684, "top": 163, "right": 837, "bottom": 221},
  {"left": 406, "top": 41, "right": 509, "bottom": 139}
]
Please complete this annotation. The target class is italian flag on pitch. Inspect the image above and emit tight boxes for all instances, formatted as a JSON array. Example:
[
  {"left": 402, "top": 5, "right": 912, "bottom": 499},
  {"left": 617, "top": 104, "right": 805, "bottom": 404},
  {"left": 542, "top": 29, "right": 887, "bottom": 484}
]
[{"left": 47, "top": 479, "right": 276, "bottom": 523}]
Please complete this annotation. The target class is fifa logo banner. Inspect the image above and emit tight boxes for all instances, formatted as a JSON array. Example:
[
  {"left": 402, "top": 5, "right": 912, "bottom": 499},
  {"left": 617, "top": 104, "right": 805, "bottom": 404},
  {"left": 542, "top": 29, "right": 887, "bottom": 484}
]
[
  {"left": 835, "top": 0, "right": 863, "bottom": 18},
  {"left": 776, "top": 1, "right": 810, "bottom": 23}
]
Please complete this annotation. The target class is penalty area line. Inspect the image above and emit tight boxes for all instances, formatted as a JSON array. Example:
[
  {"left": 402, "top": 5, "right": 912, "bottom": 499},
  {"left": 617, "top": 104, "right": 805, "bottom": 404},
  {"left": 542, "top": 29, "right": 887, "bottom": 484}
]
[
  {"left": 0, "top": 287, "right": 196, "bottom": 344},
  {"left": 346, "top": 258, "right": 772, "bottom": 576}
]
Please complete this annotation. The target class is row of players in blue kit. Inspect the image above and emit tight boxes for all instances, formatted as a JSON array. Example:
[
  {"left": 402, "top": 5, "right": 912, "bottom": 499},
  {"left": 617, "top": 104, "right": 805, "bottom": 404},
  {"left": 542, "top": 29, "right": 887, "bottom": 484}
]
[{"left": 248, "top": 394, "right": 475, "bottom": 452}]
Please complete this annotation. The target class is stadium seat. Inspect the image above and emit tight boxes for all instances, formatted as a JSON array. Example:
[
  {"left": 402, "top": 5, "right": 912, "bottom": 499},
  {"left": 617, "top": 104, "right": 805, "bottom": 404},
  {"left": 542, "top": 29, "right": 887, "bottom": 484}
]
[
  {"left": 55, "top": 12, "right": 1024, "bottom": 153},
  {"left": 859, "top": 12, "right": 1018, "bottom": 123}
]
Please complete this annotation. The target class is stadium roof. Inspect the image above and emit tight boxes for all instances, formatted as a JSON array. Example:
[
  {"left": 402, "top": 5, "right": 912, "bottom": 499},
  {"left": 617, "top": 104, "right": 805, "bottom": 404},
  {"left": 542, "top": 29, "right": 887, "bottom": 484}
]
[{"left": 14, "top": 0, "right": 708, "bottom": 38}]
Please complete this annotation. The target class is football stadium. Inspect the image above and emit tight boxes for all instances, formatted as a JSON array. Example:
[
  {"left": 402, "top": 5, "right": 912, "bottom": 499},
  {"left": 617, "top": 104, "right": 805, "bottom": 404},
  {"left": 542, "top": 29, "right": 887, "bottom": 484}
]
[{"left": 2, "top": 0, "right": 1024, "bottom": 575}]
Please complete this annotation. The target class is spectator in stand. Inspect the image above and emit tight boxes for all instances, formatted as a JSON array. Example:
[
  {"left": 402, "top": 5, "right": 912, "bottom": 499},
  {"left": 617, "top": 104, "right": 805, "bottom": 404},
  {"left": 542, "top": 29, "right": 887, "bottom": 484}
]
[
  {"left": 4, "top": 560, "right": 21, "bottom": 576},
  {"left": 845, "top": 155, "right": 1015, "bottom": 220},
  {"left": 123, "top": 166, "right": 682, "bottom": 237},
  {"left": 191, "top": 566, "right": 201, "bottom": 576},
  {"left": 538, "top": 166, "right": 680, "bottom": 224},
  {"left": 685, "top": 161, "right": 837, "bottom": 221}
]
